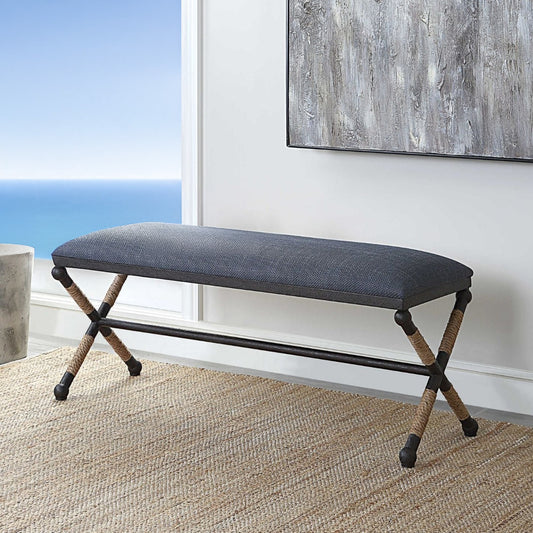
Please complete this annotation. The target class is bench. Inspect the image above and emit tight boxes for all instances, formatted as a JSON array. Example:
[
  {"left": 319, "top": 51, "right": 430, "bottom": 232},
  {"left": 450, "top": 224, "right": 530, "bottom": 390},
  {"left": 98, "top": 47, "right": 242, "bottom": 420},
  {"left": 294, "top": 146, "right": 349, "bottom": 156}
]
[{"left": 51, "top": 223, "right": 478, "bottom": 467}]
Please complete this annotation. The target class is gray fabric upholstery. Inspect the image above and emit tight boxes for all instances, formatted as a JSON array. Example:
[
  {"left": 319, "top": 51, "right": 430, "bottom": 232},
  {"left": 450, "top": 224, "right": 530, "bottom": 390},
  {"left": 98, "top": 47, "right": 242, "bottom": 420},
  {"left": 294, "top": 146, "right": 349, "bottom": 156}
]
[{"left": 52, "top": 223, "right": 473, "bottom": 310}]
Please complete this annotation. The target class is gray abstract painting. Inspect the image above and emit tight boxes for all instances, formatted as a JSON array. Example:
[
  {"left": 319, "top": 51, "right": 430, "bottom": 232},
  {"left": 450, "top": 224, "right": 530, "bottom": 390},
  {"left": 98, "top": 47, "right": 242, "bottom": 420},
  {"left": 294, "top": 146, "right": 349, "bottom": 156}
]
[{"left": 288, "top": 1, "right": 533, "bottom": 161}]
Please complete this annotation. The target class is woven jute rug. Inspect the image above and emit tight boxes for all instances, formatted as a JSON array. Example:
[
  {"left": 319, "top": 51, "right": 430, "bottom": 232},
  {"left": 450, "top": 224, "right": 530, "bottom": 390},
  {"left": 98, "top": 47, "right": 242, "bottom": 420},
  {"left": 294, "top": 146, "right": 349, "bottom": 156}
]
[{"left": 1, "top": 348, "right": 532, "bottom": 532}]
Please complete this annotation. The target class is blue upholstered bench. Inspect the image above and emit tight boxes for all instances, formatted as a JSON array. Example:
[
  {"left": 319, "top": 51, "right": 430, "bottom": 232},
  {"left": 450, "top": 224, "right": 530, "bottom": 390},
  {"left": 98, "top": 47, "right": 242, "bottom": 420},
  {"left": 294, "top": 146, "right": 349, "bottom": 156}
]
[{"left": 51, "top": 223, "right": 478, "bottom": 467}]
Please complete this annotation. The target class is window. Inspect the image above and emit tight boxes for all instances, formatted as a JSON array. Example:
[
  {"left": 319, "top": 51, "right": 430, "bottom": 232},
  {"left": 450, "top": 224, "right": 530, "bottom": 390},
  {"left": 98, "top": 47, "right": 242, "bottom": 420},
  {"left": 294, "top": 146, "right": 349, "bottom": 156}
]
[
  {"left": 0, "top": 1, "right": 182, "bottom": 313},
  {"left": 0, "top": 1, "right": 182, "bottom": 258}
]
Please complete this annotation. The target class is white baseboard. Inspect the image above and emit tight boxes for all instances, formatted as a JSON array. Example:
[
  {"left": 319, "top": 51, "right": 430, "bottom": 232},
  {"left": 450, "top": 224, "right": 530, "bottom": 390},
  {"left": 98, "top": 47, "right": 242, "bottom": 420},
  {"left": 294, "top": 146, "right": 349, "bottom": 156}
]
[{"left": 31, "top": 292, "right": 533, "bottom": 416}]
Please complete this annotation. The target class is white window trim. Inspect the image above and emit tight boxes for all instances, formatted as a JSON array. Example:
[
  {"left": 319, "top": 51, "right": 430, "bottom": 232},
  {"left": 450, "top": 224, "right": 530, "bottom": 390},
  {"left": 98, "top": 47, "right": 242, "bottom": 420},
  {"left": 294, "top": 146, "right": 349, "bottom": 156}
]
[{"left": 180, "top": 0, "right": 203, "bottom": 322}]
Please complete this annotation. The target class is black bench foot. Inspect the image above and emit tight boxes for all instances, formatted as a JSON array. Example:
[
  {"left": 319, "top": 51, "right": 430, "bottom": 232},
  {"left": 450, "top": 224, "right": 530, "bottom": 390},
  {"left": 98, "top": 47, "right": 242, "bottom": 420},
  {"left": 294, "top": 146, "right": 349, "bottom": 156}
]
[
  {"left": 125, "top": 356, "right": 142, "bottom": 376},
  {"left": 461, "top": 416, "right": 479, "bottom": 437},
  {"left": 54, "top": 372, "right": 74, "bottom": 401},
  {"left": 399, "top": 434, "right": 420, "bottom": 468}
]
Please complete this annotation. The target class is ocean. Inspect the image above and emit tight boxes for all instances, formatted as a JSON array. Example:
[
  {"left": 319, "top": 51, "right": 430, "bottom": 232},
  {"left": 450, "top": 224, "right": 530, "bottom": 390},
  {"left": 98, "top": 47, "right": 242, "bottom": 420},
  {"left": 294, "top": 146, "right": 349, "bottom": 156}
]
[{"left": 0, "top": 180, "right": 182, "bottom": 259}]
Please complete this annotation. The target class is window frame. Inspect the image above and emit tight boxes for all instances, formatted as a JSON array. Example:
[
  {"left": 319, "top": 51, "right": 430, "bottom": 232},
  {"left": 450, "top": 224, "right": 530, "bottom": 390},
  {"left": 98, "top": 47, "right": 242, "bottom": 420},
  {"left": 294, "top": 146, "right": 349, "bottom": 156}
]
[{"left": 180, "top": 0, "right": 202, "bottom": 322}]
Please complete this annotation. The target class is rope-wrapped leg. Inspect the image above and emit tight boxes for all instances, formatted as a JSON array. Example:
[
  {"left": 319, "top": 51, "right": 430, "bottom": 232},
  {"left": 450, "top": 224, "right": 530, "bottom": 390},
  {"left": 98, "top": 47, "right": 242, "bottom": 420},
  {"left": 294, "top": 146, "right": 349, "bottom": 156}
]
[
  {"left": 54, "top": 334, "right": 95, "bottom": 400},
  {"left": 399, "top": 389, "right": 437, "bottom": 468},
  {"left": 437, "top": 290, "right": 478, "bottom": 437},
  {"left": 394, "top": 290, "right": 477, "bottom": 467},
  {"left": 52, "top": 267, "right": 100, "bottom": 400},
  {"left": 395, "top": 311, "right": 441, "bottom": 467},
  {"left": 102, "top": 274, "right": 127, "bottom": 309},
  {"left": 441, "top": 384, "right": 478, "bottom": 437},
  {"left": 51, "top": 268, "right": 141, "bottom": 400},
  {"left": 102, "top": 329, "right": 142, "bottom": 376},
  {"left": 99, "top": 274, "right": 142, "bottom": 375}
]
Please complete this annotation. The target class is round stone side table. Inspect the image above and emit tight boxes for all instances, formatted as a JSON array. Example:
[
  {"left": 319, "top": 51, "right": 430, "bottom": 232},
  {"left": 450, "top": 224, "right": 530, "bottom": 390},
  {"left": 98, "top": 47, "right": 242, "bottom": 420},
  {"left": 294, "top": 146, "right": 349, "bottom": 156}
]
[{"left": 0, "top": 244, "right": 34, "bottom": 364}]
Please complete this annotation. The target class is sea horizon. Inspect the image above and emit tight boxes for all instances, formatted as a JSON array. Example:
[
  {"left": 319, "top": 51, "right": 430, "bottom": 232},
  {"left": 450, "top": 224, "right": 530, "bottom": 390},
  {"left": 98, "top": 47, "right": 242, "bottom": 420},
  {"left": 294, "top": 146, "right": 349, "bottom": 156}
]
[{"left": 0, "top": 179, "right": 182, "bottom": 259}]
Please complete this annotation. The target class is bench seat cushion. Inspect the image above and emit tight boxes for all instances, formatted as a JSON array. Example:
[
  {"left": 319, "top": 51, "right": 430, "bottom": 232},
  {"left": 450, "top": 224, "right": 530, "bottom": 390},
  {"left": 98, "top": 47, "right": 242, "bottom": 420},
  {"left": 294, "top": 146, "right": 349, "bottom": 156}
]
[{"left": 52, "top": 223, "right": 472, "bottom": 310}]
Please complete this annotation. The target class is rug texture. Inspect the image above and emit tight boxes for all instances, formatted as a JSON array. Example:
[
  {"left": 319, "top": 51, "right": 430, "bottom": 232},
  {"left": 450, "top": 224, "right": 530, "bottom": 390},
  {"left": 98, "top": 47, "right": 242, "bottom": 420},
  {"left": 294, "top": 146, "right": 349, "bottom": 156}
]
[{"left": 0, "top": 348, "right": 532, "bottom": 533}]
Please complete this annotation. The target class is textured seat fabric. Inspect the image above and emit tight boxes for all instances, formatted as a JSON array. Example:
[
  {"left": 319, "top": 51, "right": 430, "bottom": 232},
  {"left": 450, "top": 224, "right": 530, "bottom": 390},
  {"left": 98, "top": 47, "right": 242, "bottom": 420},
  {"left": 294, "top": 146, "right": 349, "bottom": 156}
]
[{"left": 52, "top": 223, "right": 473, "bottom": 310}]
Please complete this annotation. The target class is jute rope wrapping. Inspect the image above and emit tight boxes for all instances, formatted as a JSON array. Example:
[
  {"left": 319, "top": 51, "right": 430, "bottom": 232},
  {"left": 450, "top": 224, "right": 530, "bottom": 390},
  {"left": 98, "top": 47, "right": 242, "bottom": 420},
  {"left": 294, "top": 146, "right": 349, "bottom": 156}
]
[
  {"left": 104, "top": 331, "right": 133, "bottom": 362},
  {"left": 409, "top": 389, "right": 437, "bottom": 438},
  {"left": 65, "top": 283, "right": 96, "bottom": 316},
  {"left": 103, "top": 274, "right": 127, "bottom": 307},
  {"left": 407, "top": 330, "right": 436, "bottom": 367},
  {"left": 442, "top": 385, "right": 470, "bottom": 421},
  {"left": 439, "top": 309, "right": 464, "bottom": 355},
  {"left": 66, "top": 335, "right": 95, "bottom": 375}
]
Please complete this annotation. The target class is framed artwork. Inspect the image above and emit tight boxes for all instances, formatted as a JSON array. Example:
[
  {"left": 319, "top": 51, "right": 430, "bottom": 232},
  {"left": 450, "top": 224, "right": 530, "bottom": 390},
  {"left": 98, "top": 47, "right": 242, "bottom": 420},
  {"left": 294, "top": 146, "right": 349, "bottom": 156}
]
[{"left": 287, "top": 1, "right": 533, "bottom": 162}]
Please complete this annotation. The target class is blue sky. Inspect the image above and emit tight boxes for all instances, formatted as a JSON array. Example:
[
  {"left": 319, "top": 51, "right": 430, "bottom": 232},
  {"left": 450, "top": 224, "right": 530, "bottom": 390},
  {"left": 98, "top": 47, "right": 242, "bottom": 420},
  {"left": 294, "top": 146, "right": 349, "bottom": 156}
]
[{"left": 0, "top": 1, "right": 181, "bottom": 180}]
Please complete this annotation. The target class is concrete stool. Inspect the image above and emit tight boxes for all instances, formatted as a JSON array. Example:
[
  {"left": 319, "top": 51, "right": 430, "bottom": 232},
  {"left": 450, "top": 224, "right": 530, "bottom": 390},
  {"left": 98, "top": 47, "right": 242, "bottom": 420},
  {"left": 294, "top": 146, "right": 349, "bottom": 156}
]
[{"left": 0, "top": 244, "right": 34, "bottom": 364}]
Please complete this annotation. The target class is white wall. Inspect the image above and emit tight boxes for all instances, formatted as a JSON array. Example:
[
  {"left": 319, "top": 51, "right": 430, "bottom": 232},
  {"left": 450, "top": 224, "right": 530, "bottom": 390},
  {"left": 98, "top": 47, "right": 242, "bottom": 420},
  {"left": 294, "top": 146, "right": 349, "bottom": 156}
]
[{"left": 200, "top": 1, "right": 533, "bottom": 376}]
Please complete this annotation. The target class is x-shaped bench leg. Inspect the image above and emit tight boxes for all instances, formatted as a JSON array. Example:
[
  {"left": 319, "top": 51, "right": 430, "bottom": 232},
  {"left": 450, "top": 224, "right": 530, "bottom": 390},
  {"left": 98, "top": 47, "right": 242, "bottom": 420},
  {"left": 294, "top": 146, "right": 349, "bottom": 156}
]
[
  {"left": 51, "top": 267, "right": 142, "bottom": 401},
  {"left": 395, "top": 289, "right": 478, "bottom": 468}
]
